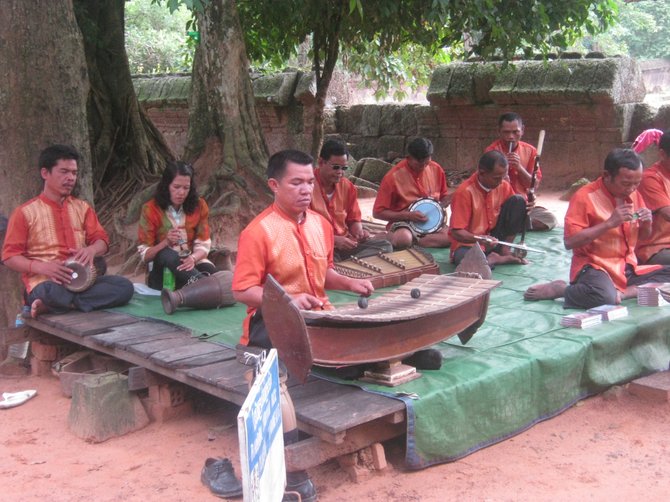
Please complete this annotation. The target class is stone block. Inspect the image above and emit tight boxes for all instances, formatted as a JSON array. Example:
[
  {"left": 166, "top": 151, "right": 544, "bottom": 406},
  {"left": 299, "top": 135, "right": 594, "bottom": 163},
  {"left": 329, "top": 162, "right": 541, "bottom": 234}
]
[
  {"left": 488, "top": 63, "right": 519, "bottom": 105},
  {"left": 513, "top": 61, "right": 548, "bottom": 105},
  {"left": 252, "top": 72, "right": 299, "bottom": 106},
  {"left": 30, "top": 356, "right": 52, "bottom": 377},
  {"left": 294, "top": 71, "right": 316, "bottom": 105},
  {"left": 445, "top": 63, "right": 475, "bottom": 106},
  {"left": 68, "top": 372, "right": 150, "bottom": 443},
  {"left": 590, "top": 57, "right": 646, "bottom": 105},
  {"left": 628, "top": 371, "right": 670, "bottom": 402},
  {"left": 564, "top": 60, "right": 597, "bottom": 104},
  {"left": 356, "top": 158, "right": 392, "bottom": 184},
  {"left": 379, "top": 105, "right": 411, "bottom": 136},
  {"left": 426, "top": 65, "right": 453, "bottom": 106},
  {"left": 470, "top": 63, "right": 498, "bottom": 104}
]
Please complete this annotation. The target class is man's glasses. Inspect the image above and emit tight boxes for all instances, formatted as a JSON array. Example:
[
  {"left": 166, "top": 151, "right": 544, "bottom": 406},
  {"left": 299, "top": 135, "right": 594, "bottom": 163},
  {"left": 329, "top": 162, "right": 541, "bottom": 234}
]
[{"left": 329, "top": 163, "right": 348, "bottom": 171}]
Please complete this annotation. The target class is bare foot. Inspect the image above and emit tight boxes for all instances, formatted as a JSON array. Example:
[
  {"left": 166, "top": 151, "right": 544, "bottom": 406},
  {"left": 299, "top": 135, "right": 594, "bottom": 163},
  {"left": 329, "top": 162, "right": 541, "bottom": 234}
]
[
  {"left": 524, "top": 280, "right": 568, "bottom": 301},
  {"left": 488, "top": 252, "right": 528, "bottom": 266},
  {"left": 30, "top": 299, "right": 49, "bottom": 318}
]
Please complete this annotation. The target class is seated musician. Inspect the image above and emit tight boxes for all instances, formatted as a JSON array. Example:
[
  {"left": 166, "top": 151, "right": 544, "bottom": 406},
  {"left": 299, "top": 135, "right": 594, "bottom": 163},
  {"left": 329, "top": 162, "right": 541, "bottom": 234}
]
[
  {"left": 484, "top": 112, "right": 557, "bottom": 231},
  {"left": 310, "top": 139, "right": 392, "bottom": 261},
  {"left": 232, "top": 149, "right": 375, "bottom": 350},
  {"left": 137, "top": 161, "right": 217, "bottom": 290},
  {"left": 637, "top": 130, "right": 670, "bottom": 265},
  {"left": 449, "top": 151, "right": 529, "bottom": 267},
  {"left": 1, "top": 144, "right": 134, "bottom": 318},
  {"left": 525, "top": 149, "right": 670, "bottom": 309},
  {"left": 372, "top": 137, "right": 451, "bottom": 249}
]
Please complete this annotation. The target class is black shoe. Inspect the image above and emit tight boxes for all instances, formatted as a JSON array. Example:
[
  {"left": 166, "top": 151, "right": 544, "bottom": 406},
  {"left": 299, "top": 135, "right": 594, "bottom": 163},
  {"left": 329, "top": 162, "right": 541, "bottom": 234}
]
[
  {"left": 201, "top": 457, "right": 243, "bottom": 498},
  {"left": 403, "top": 348, "right": 443, "bottom": 370},
  {"left": 283, "top": 470, "right": 317, "bottom": 502}
]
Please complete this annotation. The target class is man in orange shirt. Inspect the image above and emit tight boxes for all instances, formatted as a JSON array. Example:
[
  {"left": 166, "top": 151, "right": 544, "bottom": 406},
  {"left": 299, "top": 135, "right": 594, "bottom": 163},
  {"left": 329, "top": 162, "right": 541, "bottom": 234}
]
[
  {"left": 2, "top": 144, "right": 133, "bottom": 318},
  {"left": 373, "top": 137, "right": 451, "bottom": 249},
  {"left": 311, "top": 139, "right": 391, "bottom": 260},
  {"left": 525, "top": 149, "right": 670, "bottom": 309},
  {"left": 637, "top": 130, "right": 670, "bottom": 265},
  {"left": 232, "top": 149, "right": 374, "bottom": 349},
  {"left": 449, "top": 151, "right": 528, "bottom": 267},
  {"left": 485, "top": 112, "right": 557, "bottom": 231}
]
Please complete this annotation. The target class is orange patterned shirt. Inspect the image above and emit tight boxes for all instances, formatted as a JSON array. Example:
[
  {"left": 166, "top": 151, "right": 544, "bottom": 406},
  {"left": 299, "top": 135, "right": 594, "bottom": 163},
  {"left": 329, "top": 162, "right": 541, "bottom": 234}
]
[
  {"left": 232, "top": 204, "right": 335, "bottom": 344},
  {"left": 448, "top": 172, "right": 515, "bottom": 255},
  {"left": 310, "top": 168, "right": 362, "bottom": 236},
  {"left": 2, "top": 194, "right": 108, "bottom": 293},
  {"left": 485, "top": 139, "right": 541, "bottom": 197},
  {"left": 565, "top": 178, "right": 659, "bottom": 291},
  {"left": 373, "top": 159, "right": 448, "bottom": 228},
  {"left": 637, "top": 161, "right": 670, "bottom": 263}
]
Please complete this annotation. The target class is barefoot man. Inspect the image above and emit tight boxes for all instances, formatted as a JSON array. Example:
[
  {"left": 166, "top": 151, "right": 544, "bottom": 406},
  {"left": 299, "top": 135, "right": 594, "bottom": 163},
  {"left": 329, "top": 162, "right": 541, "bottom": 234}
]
[
  {"left": 525, "top": 148, "right": 670, "bottom": 309},
  {"left": 449, "top": 150, "right": 529, "bottom": 267},
  {"left": 2, "top": 145, "right": 133, "bottom": 318}
]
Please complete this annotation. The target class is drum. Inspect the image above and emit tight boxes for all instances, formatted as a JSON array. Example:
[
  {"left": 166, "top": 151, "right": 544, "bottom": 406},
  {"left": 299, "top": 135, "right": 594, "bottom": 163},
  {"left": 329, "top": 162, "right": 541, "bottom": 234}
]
[
  {"left": 64, "top": 260, "right": 97, "bottom": 293},
  {"left": 407, "top": 198, "right": 445, "bottom": 236}
]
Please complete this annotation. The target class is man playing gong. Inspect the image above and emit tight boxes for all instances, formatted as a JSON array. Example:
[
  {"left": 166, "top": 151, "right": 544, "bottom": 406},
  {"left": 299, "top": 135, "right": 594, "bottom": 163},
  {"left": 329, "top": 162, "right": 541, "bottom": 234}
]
[
  {"left": 449, "top": 150, "right": 529, "bottom": 267},
  {"left": 373, "top": 137, "right": 451, "bottom": 249},
  {"left": 2, "top": 144, "right": 133, "bottom": 318}
]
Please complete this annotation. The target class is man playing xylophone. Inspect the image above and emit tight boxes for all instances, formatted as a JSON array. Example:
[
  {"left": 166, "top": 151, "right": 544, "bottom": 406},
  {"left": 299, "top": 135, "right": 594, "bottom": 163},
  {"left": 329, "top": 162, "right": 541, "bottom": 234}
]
[{"left": 310, "top": 139, "right": 392, "bottom": 261}]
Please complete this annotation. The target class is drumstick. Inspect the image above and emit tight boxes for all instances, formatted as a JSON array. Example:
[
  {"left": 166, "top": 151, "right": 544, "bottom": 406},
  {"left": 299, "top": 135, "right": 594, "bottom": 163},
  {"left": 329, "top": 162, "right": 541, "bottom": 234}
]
[{"left": 536, "top": 129, "right": 546, "bottom": 157}]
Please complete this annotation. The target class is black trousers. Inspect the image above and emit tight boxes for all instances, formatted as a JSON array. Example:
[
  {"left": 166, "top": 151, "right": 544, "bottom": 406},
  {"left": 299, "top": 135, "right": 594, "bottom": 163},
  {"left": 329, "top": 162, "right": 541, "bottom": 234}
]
[
  {"left": 453, "top": 194, "right": 527, "bottom": 265},
  {"left": 147, "top": 247, "right": 216, "bottom": 290},
  {"left": 27, "top": 276, "right": 134, "bottom": 313}
]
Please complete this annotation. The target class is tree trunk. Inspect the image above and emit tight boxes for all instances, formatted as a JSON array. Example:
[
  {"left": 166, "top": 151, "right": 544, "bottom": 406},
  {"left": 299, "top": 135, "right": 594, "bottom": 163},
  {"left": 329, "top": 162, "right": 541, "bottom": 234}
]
[
  {"left": 185, "top": 0, "right": 271, "bottom": 247},
  {"left": 73, "top": 0, "right": 174, "bottom": 227},
  {"left": 0, "top": 0, "right": 92, "bottom": 326}
]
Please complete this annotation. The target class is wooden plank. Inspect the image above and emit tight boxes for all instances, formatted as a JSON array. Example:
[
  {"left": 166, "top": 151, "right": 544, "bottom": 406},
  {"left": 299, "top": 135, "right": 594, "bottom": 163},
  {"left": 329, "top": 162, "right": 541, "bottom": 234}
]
[
  {"left": 37, "top": 311, "right": 139, "bottom": 337},
  {"left": 150, "top": 342, "right": 224, "bottom": 368},
  {"left": 89, "top": 322, "right": 188, "bottom": 348},
  {"left": 183, "top": 359, "right": 250, "bottom": 388},
  {"left": 170, "top": 349, "right": 237, "bottom": 368},
  {"left": 288, "top": 379, "right": 405, "bottom": 434},
  {"left": 123, "top": 337, "right": 195, "bottom": 358},
  {"left": 285, "top": 420, "right": 405, "bottom": 471}
]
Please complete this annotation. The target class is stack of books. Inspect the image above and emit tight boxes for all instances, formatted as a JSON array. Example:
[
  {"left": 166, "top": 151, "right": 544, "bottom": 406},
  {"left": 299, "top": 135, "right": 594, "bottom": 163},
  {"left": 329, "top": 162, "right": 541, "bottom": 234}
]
[
  {"left": 560, "top": 312, "right": 603, "bottom": 329},
  {"left": 587, "top": 304, "right": 629, "bottom": 321},
  {"left": 637, "top": 283, "right": 670, "bottom": 307}
]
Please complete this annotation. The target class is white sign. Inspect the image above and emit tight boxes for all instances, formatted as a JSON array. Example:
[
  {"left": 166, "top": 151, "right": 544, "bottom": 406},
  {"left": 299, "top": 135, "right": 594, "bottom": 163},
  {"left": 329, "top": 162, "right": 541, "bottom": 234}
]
[{"left": 237, "top": 348, "right": 285, "bottom": 501}]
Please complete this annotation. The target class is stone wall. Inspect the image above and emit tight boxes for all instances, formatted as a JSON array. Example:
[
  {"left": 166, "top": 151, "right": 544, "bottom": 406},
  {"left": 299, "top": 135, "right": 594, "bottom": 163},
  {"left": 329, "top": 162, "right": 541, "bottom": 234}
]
[{"left": 133, "top": 56, "right": 667, "bottom": 191}]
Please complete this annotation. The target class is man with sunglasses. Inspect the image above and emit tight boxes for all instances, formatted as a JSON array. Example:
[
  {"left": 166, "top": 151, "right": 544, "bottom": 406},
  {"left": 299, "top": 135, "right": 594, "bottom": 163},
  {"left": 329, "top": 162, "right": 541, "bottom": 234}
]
[
  {"left": 373, "top": 137, "right": 451, "bottom": 249},
  {"left": 311, "top": 139, "right": 392, "bottom": 260}
]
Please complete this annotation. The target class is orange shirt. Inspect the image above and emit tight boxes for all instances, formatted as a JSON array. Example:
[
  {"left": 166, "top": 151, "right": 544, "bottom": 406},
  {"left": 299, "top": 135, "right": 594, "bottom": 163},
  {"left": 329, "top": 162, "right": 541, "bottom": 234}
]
[
  {"left": 310, "top": 168, "right": 362, "bottom": 236},
  {"left": 137, "top": 198, "right": 212, "bottom": 262},
  {"left": 448, "top": 172, "right": 515, "bottom": 255},
  {"left": 485, "top": 139, "right": 541, "bottom": 197},
  {"left": 232, "top": 204, "right": 335, "bottom": 344},
  {"left": 373, "top": 159, "right": 448, "bottom": 226},
  {"left": 637, "top": 161, "right": 670, "bottom": 263},
  {"left": 565, "top": 178, "right": 659, "bottom": 291},
  {"left": 2, "top": 194, "right": 109, "bottom": 293}
]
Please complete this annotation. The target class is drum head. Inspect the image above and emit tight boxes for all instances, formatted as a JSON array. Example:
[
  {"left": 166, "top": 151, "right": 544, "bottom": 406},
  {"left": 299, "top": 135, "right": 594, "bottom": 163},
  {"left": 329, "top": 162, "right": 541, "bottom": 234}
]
[
  {"left": 65, "top": 261, "right": 96, "bottom": 293},
  {"left": 408, "top": 199, "right": 444, "bottom": 235}
]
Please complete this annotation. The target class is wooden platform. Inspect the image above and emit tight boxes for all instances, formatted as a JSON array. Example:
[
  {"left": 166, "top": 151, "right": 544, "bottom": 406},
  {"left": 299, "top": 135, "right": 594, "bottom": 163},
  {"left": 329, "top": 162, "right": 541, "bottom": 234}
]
[{"left": 14, "top": 310, "right": 406, "bottom": 471}]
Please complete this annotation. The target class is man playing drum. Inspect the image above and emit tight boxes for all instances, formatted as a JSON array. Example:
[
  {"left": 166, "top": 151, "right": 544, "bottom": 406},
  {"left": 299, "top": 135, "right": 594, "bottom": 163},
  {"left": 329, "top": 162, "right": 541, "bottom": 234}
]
[
  {"left": 484, "top": 112, "right": 557, "bottom": 231},
  {"left": 373, "top": 137, "right": 451, "bottom": 249},
  {"left": 449, "top": 151, "right": 529, "bottom": 267},
  {"left": 2, "top": 145, "right": 134, "bottom": 318},
  {"left": 310, "top": 139, "right": 392, "bottom": 261}
]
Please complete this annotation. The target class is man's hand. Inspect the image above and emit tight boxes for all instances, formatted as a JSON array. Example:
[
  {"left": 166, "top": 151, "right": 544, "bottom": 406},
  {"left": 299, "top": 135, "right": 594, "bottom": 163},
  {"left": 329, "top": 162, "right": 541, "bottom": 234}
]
[
  {"left": 350, "top": 228, "right": 370, "bottom": 242},
  {"left": 474, "top": 235, "right": 499, "bottom": 252},
  {"left": 406, "top": 210, "right": 428, "bottom": 223},
  {"left": 334, "top": 235, "right": 359, "bottom": 251},
  {"left": 506, "top": 151, "right": 522, "bottom": 172},
  {"left": 290, "top": 293, "right": 324, "bottom": 310},
  {"left": 350, "top": 278, "right": 374, "bottom": 297},
  {"left": 34, "top": 261, "right": 73, "bottom": 285},
  {"left": 635, "top": 207, "right": 652, "bottom": 223},
  {"left": 67, "top": 246, "right": 96, "bottom": 266},
  {"left": 609, "top": 203, "right": 636, "bottom": 227}
]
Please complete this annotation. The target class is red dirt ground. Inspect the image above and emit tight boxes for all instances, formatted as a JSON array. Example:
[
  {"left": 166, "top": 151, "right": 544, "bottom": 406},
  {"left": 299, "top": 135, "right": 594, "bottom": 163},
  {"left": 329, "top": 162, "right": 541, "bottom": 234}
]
[{"left": 1, "top": 373, "right": 670, "bottom": 501}]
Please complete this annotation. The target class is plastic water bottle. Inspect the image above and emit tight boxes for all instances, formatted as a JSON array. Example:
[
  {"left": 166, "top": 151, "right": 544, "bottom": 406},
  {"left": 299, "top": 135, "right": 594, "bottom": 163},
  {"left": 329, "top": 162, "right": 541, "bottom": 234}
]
[
  {"left": 163, "top": 267, "right": 175, "bottom": 291},
  {"left": 9, "top": 307, "right": 31, "bottom": 360}
]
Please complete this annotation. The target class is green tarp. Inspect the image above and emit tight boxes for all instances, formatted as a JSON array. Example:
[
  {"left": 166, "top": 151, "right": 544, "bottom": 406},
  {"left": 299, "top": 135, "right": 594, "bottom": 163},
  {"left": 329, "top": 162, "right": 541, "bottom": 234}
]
[{"left": 112, "top": 228, "right": 670, "bottom": 469}]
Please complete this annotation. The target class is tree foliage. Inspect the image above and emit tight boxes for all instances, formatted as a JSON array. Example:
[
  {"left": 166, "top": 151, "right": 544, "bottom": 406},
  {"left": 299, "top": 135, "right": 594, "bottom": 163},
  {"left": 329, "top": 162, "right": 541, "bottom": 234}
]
[
  {"left": 578, "top": 0, "right": 670, "bottom": 59},
  {"left": 236, "top": 0, "right": 618, "bottom": 154}
]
